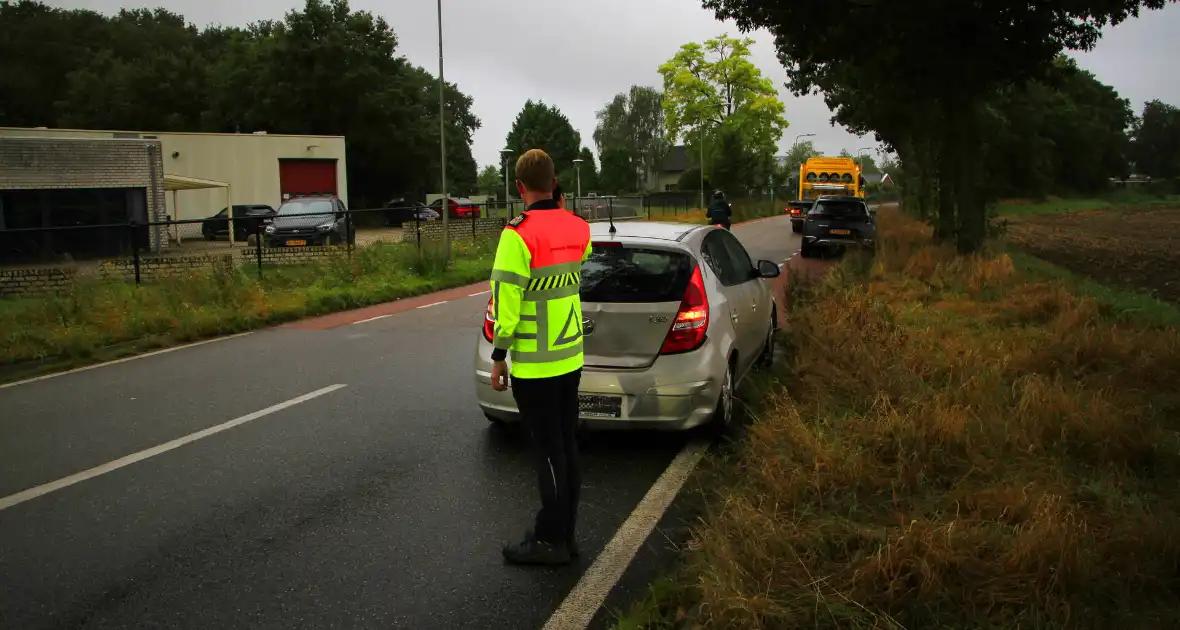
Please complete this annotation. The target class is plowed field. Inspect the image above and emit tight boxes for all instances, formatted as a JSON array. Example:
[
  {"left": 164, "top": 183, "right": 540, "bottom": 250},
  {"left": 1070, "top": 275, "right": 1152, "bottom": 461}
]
[{"left": 1006, "top": 205, "right": 1180, "bottom": 303}]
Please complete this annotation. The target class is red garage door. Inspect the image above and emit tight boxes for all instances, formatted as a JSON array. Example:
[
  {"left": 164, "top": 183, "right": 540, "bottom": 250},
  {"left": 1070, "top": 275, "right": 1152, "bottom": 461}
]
[{"left": 279, "top": 159, "right": 338, "bottom": 200}]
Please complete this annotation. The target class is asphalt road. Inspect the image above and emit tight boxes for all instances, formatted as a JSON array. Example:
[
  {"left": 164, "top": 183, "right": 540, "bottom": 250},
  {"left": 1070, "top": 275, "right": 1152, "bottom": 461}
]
[{"left": 0, "top": 216, "right": 805, "bottom": 630}]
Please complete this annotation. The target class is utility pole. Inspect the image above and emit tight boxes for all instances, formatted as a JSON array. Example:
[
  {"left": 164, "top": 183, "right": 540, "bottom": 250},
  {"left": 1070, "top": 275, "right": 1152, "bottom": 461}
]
[
  {"left": 436, "top": 0, "right": 449, "bottom": 259},
  {"left": 500, "top": 148, "right": 513, "bottom": 218},
  {"left": 572, "top": 158, "right": 584, "bottom": 199}
]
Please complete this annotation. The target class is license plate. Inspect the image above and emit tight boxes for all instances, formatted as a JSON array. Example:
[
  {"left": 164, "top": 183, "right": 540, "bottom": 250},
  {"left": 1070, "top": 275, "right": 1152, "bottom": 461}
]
[
  {"left": 578, "top": 394, "right": 622, "bottom": 418},
  {"left": 285, "top": 239, "right": 307, "bottom": 246},
  {"left": 829, "top": 229, "right": 851, "bottom": 235}
]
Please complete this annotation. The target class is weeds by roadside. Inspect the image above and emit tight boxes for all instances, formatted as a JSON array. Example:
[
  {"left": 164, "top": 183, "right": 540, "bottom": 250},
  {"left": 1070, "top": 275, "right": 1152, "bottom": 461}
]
[
  {"left": 614, "top": 208, "right": 1180, "bottom": 629},
  {"left": 0, "top": 239, "right": 495, "bottom": 375}
]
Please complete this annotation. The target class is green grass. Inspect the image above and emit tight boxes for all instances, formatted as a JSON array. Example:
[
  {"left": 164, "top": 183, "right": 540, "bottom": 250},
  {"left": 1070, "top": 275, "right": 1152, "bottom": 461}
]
[
  {"left": 995, "top": 192, "right": 1180, "bottom": 216},
  {"left": 1009, "top": 250, "right": 1180, "bottom": 328},
  {"left": 0, "top": 239, "right": 495, "bottom": 381}
]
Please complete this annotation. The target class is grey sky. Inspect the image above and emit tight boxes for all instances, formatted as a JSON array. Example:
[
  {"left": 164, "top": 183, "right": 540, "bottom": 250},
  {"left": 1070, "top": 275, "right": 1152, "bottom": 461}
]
[{"left": 52, "top": 0, "right": 1180, "bottom": 171}]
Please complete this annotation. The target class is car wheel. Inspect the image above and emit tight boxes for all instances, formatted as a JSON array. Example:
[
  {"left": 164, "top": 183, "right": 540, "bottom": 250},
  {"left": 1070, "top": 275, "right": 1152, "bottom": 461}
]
[
  {"left": 791, "top": 221, "right": 802, "bottom": 234},
  {"left": 711, "top": 357, "right": 736, "bottom": 433},
  {"left": 799, "top": 241, "right": 813, "bottom": 258},
  {"left": 757, "top": 308, "right": 777, "bottom": 369}
]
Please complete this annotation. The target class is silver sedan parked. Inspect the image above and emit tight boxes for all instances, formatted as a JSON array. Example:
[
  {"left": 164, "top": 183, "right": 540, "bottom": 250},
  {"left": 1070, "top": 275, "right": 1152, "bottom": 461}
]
[{"left": 473, "top": 221, "right": 780, "bottom": 432}]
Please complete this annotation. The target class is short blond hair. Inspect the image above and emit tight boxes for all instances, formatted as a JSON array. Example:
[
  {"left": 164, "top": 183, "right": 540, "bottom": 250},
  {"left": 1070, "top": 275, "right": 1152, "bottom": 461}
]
[{"left": 515, "top": 149, "right": 556, "bottom": 193}]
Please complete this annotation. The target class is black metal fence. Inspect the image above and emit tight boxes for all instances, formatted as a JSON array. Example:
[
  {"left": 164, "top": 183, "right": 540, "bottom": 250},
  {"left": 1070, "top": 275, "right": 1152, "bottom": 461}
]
[{"left": 0, "top": 194, "right": 708, "bottom": 290}]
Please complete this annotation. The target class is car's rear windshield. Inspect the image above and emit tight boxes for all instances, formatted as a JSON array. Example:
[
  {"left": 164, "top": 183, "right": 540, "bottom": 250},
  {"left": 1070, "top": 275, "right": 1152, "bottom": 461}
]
[
  {"left": 811, "top": 200, "right": 867, "bottom": 216},
  {"left": 580, "top": 245, "right": 693, "bottom": 303}
]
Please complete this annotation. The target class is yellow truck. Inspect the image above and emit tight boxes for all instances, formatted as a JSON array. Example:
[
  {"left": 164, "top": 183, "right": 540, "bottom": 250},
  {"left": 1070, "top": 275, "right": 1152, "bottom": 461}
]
[{"left": 786, "top": 156, "right": 865, "bottom": 233}]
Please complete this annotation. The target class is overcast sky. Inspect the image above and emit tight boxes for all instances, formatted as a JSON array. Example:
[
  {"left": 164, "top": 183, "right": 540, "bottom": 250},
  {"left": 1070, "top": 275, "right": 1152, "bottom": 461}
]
[{"left": 52, "top": 0, "right": 1180, "bottom": 170}]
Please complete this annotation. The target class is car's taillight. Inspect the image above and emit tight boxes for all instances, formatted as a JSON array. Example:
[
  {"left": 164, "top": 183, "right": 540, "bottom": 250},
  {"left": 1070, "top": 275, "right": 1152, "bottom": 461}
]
[
  {"left": 659, "top": 265, "right": 709, "bottom": 355},
  {"left": 482, "top": 297, "right": 495, "bottom": 342}
]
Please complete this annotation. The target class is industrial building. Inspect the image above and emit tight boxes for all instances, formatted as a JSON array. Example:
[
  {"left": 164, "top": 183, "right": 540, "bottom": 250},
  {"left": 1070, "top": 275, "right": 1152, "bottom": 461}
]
[{"left": 0, "top": 127, "right": 348, "bottom": 223}]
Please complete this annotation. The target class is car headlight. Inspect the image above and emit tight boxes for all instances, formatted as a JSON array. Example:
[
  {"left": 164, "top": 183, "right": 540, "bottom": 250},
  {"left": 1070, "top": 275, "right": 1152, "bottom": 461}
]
[
  {"left": 316, "top": 223, "right": 334, "bottom": 232},
  {"left": 265, "top": 225, "right": 276, "bottom": 234}
]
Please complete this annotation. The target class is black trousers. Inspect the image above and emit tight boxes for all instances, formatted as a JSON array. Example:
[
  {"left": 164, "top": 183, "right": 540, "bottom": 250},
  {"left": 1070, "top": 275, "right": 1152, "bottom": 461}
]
[{"left": 511, "top": 369, "right": 582, "bottom": 545}]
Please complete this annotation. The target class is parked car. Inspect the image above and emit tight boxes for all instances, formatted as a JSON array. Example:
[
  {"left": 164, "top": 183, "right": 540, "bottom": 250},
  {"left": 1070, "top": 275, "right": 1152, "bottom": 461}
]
[
  {"left": 799, "top": 195, "right": 876, "bottom": 258},
  {"left": 473, "top": 221, "right": 780, "bottom": 432},
  {"left": 384, "top": 203, "right": 440, "bottom": 227},
  {"left": 201, "top": 204, "right": 276, "bottom": 241},
  {"left": 429, "top": 196, "right": 481, "bottom": 219},
  {"left": 263, "top": 194, "right": 355, "bottom": 247}
]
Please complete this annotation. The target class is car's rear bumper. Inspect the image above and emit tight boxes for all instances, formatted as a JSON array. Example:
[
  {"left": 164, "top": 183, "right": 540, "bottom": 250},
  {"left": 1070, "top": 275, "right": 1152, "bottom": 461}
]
[
  {"left": 265, "top": 233, "right": 335, "bottom": 247},
  {"left": 805, "top": 234, "right": 875, "bottom": 248},
  {"left": 473, "top": 337, "right": 726, "bottom": 431}
]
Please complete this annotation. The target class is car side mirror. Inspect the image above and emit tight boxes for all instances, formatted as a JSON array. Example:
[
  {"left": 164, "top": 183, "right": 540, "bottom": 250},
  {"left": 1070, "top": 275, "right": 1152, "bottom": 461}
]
[{"left": 756, "top": 260, "right": 781, "bottom": 279}]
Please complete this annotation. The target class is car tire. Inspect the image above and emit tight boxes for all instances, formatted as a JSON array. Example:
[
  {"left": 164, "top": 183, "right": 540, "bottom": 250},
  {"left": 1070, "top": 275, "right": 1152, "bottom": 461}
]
[
  {"left": 791, "top": 221, "right": 802, "bottom": 234},
  {"left": 799, "top": 241, "right": 813, "bottom": 258},
  {"left": 757, "top": 308, "right": 777, "bottom": 369},
  {"left": 710, "top": 357, "right": 737, "bottom": 435}
]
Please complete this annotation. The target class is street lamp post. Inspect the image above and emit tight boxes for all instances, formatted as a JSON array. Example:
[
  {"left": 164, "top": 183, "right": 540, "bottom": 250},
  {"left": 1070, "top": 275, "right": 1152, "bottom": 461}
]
[
  {"left": 572, "top": 158, "right": 584, "bottom": 199},
  {"left": 436, "top": 0, "right": 449, "bottom": 259},
  {"left": 793, "top": 132, "right": 815, "bottom": 150},
  {"left": 500, "top": 148, "right": 513, "bottom": 218}
]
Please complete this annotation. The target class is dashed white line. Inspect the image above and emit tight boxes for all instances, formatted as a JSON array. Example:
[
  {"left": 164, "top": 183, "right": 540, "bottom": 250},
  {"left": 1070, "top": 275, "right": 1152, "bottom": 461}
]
[
  {"left": 0, "top": 332, "right": 254, "bottom": 390},
  {"left": 416, "top": 300, "right": 448, "bottom": 309},
  {"left": 468, "top": 290, "right": 490, "bottom": 297},
  {"left": 542, "top": 440, "right": 710, "bottom": 630},
  {"left": 351, "top": 314, "right": 393, "bottom": 325},
  {"left": 0, "top": 384, "right": 348, "bottom": 512}
]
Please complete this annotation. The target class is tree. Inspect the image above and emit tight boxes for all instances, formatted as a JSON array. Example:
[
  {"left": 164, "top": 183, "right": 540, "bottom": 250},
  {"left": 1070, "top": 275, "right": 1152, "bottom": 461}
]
[
  {"left": 0, "top": 0, "right": 483, "bottom": 207},
  {"left": 1131, "top": 99, "right": 1180, "bottom": 179},
  {"left": 598, "top": 147, "right": 633, "bottom": 194},
  {"left": 504, "top": 100, "right": 582, "bottom": 185},
  {"left": 477, "top": 165, "right": 503, "bottom": 199},
  {"left": 658, "top": 34, "right": 788, "bottom": 192},
  {"left": 593, "top": 86, "right": 669, "bottom": 191},
  {"left": 703, "top": 0, "right": 1175, "bottom": 252}
]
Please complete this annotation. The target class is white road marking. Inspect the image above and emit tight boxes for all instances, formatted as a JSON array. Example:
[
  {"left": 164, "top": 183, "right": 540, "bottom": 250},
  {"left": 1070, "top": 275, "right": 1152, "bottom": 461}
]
[
  {"left": 351, "top": 314, "right": 393, "bottom": 325},
  {"left": 468, "top": 290, "right": 490, "bottom": 297},
  {"left": 416, "top": 301, "right": 448, "bottom": 309},
  {"left": 0, "top": 332, "right": 254, "bottom": 390},
  {"left": 542, "top": 440, "right": 710, "bottom": 630},
  {"left": 0, "top": 384, "right": 348, "bottom": 512}
]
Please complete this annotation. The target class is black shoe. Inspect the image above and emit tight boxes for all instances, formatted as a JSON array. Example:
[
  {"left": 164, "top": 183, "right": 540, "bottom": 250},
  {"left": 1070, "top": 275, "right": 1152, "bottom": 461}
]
[{"left": 502, "top": 537, "right": 571, "bottom": 566}]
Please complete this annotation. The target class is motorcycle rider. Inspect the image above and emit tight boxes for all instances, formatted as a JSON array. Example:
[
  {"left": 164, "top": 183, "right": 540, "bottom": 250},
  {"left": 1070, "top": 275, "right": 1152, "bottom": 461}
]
[{"left": 706, "top": 189, "right": 732, "bottom": 230}]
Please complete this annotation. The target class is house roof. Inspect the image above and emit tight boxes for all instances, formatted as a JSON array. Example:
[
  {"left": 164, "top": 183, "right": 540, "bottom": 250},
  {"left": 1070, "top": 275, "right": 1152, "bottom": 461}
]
[{"left": 660, "top": 145, "right": 691, "bottom": 172}]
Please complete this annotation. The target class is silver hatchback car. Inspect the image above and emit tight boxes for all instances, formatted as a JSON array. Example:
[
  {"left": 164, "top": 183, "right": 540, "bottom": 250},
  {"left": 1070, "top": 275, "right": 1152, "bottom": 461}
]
[{"left": 473, "top": 221, "right": 780, "bottom": 431}]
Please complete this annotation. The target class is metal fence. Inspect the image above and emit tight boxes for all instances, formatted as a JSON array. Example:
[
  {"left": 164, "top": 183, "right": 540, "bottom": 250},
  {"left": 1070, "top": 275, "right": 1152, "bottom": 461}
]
[{"left": 0, "top": 194, "right": 704, "bottom": 290}]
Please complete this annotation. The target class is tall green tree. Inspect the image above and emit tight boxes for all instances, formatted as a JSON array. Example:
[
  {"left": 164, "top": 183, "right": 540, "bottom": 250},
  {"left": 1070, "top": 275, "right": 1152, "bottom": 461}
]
[
  {"left": 504, "top": 100, "right": 582, "bottom": 185},
  {"left": 1131, "top": 99, "right": 1180, "bottom": 179},
  {"left": 598, "top": 147, "right": 633, "bottom": 194},
  {"left": 593, "top": 86, "right": 668, "bottom": 191},
  {"left": 703, "top": 0, "right": 1175, "bottom": 252},
  {"left": 476, "top": 165, "right": 503, "bottom": 199},
  {"left": 658, "top": 34, "right": 788, "bottom": 192}
]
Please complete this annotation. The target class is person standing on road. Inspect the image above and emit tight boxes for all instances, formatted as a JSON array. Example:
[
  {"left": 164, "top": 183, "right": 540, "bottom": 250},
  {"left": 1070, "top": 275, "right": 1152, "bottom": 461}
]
[
  {"left": 707, "top": 189, "right": 732, "bottom": 229},
  {"left": 489, "top": 149, "right": 592, "bottom": 566}
]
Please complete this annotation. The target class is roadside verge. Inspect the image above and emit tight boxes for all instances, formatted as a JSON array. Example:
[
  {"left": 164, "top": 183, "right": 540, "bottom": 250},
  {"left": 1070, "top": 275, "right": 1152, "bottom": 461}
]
[{"left": 611, "top": 207, "right": 1180, "bottom": 628}]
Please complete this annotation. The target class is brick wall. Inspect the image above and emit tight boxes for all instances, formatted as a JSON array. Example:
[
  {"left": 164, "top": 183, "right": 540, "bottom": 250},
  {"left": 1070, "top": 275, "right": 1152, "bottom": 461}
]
[
  {"left": 97, "top": 255, "right": 235, "bottom": 281},
  {"left": 238, "top": 245, "right": 345, "bottom": 266},
  {"left": 401, "top": 217, "right": 506, "bottom": 243},
  {"left": 0, "top": 136, "right": 167, "bottom": 250},
  {"left": 0, "top": 267, "right": 77, "bottom": 297}
]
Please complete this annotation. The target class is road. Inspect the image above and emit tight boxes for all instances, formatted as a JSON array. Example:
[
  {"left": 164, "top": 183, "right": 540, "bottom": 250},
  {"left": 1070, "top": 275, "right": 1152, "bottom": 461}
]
[{"left": 0, "top": 215, "right": 818, "bottom": 630}]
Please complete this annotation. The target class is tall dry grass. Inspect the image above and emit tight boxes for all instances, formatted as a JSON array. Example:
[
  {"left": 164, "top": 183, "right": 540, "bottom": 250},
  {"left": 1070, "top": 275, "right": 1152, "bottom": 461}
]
[{"left": 681, "top": 208, "right": 1180, "bottom": 629}]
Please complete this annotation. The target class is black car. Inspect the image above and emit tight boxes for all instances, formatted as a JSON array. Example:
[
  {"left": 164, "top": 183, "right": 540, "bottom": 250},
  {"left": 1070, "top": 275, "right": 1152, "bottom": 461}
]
[
  {"left": 384, "top": 202, "right": 440, "bottom": 227},
  {"left": 263, "top": 195, "right": 355, "bottom": 247},
  {"left": 799, "top": 196, "right": 876, "bottom": 258},
  {"left": 201, "top": 204, "right": 276, "bottom": 241}
]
